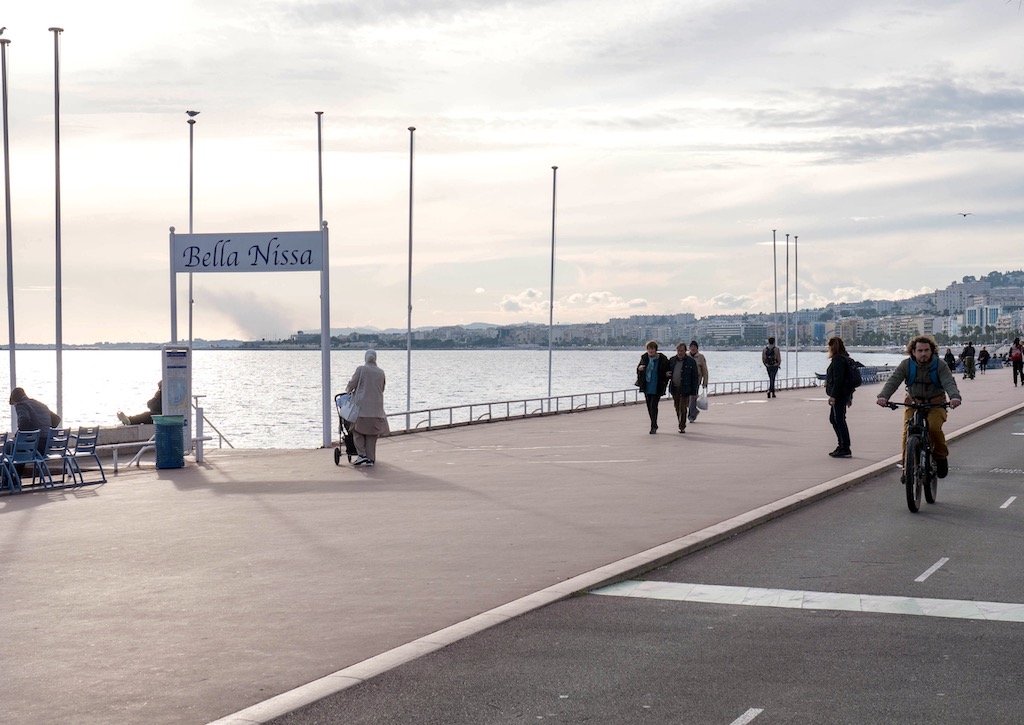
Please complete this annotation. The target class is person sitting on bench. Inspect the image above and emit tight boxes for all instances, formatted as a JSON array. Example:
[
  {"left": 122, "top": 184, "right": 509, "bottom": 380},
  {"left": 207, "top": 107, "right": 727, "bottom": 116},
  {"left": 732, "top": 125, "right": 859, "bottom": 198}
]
[{"left": 117, "top": 382, "right": 161, "bottom": 425}]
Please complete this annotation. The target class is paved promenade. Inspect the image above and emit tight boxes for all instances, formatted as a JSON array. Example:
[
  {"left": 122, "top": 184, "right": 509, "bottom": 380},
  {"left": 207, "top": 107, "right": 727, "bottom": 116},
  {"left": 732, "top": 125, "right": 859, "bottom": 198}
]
[{"left": 2, "top": 368, "right": 1022, "bottom": 725}]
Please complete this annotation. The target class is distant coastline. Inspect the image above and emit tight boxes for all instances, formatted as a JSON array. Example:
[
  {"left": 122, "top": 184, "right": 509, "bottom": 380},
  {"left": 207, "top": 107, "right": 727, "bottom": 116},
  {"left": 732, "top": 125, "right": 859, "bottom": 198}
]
[{"left": 0, "top": 343, "right": 905, "bottom": 353}]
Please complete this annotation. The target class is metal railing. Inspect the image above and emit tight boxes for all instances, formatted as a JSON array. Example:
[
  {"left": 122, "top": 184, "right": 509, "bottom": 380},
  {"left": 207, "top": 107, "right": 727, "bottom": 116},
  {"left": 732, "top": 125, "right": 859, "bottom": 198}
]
[{"left": 386, "top": 376, "right": 822, "bottom": 434}]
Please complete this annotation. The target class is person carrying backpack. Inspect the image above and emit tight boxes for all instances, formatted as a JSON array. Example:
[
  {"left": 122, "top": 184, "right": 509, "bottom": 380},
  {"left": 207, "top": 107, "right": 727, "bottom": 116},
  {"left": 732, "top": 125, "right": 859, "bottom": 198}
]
[
  {"left": 959, "top": 341, "right": 976, "bottom": 380},
  {"left": 875, "top": 335, "right": 962, "bottom": 479},
  {"left": 763, "top": 337, "right": 781, "bottom": 398},
  {"left": 1010, "top": 338, "right": 1024, "bottom": 387},
  {"left": 825, "top": 336, "right": 854, "bottom": 458},
  {"left": 977, "top": 346, "right": 991, "bottom": 374}
]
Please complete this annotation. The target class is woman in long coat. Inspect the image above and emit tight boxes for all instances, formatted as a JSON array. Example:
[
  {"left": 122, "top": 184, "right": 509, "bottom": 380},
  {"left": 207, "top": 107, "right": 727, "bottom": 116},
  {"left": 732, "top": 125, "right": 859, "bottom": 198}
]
[
  {"left": 346, "top": 349, "right": 389, "bottom": 466},
  {"left": 825, "top": 336, "right": 853, "bottom": 458}
]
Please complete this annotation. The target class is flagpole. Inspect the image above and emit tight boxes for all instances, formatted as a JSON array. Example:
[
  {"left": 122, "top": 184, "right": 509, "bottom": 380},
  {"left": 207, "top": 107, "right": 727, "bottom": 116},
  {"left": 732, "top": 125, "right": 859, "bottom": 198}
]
[
  {"left": 784, "top": 232, "right": 790, "bottom": 381},
  {"left": 316, "top": 112, "right": 331, "bottom": 448},
  {"left": 772, "top": 229, "right": 777, "bottom": 341},
  {"left": 1, "top": 36, "right": 16, "bottom": 426},
  {"left": 406, "top": 127, "right": 415, "bottom": 431},
  {"left": 50, "top": 27, "right": 64, "bottom": 419},
  {"left": 794, "top": 234, "right": 799, "bottom": 380},
  {"left": 548, "top": 165, "right": 557, "bottom": 403}
]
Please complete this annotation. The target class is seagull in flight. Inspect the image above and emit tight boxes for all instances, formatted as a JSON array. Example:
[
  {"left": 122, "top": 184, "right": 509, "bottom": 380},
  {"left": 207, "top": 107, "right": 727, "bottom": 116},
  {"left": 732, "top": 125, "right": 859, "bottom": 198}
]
[
  {"left": 957, "top": 212, "right": 974, "bottom": 217},
  {"left": 0, "top": 27, "right": 7, "bottom": 36}
]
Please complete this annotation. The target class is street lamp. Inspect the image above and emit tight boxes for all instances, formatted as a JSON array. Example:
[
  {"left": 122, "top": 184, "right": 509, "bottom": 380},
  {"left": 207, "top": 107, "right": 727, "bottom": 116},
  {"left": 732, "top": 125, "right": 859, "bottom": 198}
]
[{"left": 186, "top": 110, "right": 199, "bottom": 347}]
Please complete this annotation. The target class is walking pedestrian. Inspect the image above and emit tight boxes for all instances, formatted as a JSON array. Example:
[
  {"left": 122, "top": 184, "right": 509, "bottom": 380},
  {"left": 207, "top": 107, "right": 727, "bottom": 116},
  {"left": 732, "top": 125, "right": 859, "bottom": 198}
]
[
  {"left": 636, "top": 341, "right": 670, "bottom": 434},
  {"left": 687, "top": 340, "right": 709, "bottom": 423},
  {"left": 345, "top": 349, "right": 389, "bottom": 467},
  {"left": 960, "top": 341, "right": 976, "bottom": 379},
  {"left": 1011, "top": 338, "right": 1024, "bottom": 387},
  {"left": 667, "top": 342, "right": 698, "bottom": 433},
  {"left": 977, "top": 346, "right": 990, "bottom": 374},
  {"left": 762, "top": 337, "right": 781, "bottom": 398},
  {"left": 825, "top": 336, "right": 853, "bottom": 458}
]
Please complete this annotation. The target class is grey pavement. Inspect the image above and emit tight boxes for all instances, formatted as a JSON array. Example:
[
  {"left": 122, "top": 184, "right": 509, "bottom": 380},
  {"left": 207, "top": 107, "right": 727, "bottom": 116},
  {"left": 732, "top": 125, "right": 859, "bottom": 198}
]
[{"left": 2, "top": 368, "right": 1021, "bottom": 725}]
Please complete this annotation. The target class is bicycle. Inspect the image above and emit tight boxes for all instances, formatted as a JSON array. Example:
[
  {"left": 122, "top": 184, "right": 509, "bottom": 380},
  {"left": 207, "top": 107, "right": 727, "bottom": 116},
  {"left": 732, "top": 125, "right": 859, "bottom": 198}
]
[{"left": 885, "top": 401, "right": 950, "bottom": 513}]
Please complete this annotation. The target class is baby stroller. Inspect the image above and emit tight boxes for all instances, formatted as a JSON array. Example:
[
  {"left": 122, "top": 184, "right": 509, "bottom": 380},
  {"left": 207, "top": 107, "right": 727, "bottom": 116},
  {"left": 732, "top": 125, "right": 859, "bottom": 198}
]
[{"left": 333, "top": 393, "right": 359, "bottom": 465}]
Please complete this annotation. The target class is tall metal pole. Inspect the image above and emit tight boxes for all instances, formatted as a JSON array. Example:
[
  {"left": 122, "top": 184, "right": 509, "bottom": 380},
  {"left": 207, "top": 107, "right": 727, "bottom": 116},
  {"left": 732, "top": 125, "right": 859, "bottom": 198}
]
[
  {"left": 772, "top": 229, "right": 777, "bottom": 341},
  {"left": 316, "top": 112, "right": 330, "bottom": 448},
  {"left": 548, "top": 165, "right": 557, "bottom": 403},
  {"left": 186, "top": 110, "right": 198, "bottom": 347},
  {"left": 50, "top": 27, "right": 64, "bottom": 419},
  {"left": 406, "top": 127, "right": 415, "bottom": 431},
  {"left": 794, "top": 234, "right": 799, "bottom": 381},
  {"left": 1, "top": 37, "right": 16, "bottom": 427},
  {"left": 784, "top": 232, "right": 790, "bottom": 379}
]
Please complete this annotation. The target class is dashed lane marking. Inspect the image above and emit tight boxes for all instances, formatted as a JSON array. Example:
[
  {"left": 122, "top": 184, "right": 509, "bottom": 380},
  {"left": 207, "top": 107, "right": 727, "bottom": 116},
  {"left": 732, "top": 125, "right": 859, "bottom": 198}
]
[
  {"left": 1001, "top": 496, "right": 1017, "bottom": 509},
  {"left": 915, "top": 557, "right": 949, "bottom": 582},
  {"left": 729, "top": 708, "right": 764, "bottom": 724},
  {"left": 591, "top": 580, "right": 1024, "bottom": 622}
]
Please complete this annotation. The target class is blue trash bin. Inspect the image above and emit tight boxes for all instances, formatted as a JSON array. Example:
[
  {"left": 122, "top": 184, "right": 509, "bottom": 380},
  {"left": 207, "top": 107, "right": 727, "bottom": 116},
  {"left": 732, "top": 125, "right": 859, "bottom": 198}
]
[{"left": 152, "top": 415, "right": 185, "bottom": 469}]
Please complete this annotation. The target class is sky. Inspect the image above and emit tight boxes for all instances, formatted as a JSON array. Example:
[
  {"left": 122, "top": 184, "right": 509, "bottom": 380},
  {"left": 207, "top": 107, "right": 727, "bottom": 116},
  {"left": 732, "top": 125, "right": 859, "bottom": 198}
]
[{"left": 1, "top": 0, "right": 1022, "bottom": 344}]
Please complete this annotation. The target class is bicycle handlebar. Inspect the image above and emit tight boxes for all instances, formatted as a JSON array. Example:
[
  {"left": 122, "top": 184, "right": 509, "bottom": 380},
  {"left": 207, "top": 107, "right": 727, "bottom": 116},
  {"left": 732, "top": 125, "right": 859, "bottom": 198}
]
[{"left": 884, "top": 401, "right": 950, "bottom": 411}]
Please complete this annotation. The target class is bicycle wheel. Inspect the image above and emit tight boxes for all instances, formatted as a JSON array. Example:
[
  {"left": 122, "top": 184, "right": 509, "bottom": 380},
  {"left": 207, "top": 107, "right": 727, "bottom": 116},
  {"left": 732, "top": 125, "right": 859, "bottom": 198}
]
[
  {"left": 924, "top": 450, "right": 938, "bottom": 504},
  {"left": 904, "top": 437, "right": 922, "bottom": 513}
]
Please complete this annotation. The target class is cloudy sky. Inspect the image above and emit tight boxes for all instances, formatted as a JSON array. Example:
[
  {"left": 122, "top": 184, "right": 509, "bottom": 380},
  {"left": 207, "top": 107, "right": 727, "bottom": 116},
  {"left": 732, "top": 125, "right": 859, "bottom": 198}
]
[{"left": 1, "top": 0, "right": 1022, "bottom": 343}]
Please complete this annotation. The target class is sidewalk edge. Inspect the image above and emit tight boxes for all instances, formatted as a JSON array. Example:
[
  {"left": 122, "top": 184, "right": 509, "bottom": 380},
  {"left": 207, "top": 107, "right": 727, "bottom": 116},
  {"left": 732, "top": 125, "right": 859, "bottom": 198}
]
[{"left": 206, "top": 403, "right": 1024, "bottom": 725}]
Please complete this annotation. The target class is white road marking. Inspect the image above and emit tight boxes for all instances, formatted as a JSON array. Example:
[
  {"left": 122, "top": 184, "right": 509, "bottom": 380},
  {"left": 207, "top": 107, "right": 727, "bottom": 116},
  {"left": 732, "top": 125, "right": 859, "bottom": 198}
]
[
  {"left": 1000, "top": 496, "right": 1017, "bottom": 509},
  {"left": 550, "top": 460, "right": 645, "bottom": 464},
  {"left": 592, "top": 580, "right": 1024, "bottom": 622},
  {"left": 729, "top": 708, "right": 764, "bottom": 725},
  {"left": 915, "top": 557, "right": 949, "bottom": 582}
]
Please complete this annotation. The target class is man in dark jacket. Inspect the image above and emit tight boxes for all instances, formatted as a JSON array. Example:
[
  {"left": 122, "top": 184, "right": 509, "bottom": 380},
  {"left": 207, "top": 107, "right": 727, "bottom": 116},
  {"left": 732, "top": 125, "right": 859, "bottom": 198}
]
[
  {"left": 667, "top": 342, "right": 699, "bottom": 433},
  {"left": 117, "top": 381, "right": 162, "bottom": 425},
  {"left": 9, "top": 387, "right": 57, "bottom": 452}
]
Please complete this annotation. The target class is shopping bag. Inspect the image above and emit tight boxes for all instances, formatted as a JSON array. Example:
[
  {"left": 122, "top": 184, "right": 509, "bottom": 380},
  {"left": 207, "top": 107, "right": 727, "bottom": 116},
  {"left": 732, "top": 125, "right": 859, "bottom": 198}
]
[
  {"left": 696, "top": 388, "right": 708, "bottom": 411},
  {"left": 338, "top": 393, "right": 360, "bottom": 422}
]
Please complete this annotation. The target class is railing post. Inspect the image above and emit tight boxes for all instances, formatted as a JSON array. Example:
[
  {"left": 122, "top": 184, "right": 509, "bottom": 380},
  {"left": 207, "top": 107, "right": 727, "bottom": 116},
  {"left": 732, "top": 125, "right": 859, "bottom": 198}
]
[{"left": 195, "top": 405, "right": 204, "bottom": 463}]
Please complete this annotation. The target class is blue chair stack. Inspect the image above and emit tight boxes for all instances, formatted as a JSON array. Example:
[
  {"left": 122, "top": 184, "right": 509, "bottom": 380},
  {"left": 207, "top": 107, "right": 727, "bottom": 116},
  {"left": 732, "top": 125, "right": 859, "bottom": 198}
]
[{"left": 66, "top": 427, "right": 107, "bottom": 485}]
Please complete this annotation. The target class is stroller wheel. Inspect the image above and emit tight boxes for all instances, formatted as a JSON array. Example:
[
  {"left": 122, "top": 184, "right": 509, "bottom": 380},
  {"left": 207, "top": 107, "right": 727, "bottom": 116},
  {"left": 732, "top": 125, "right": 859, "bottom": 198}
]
[{"left": 334, "top": 448, "right": 342, "bottom": 466}]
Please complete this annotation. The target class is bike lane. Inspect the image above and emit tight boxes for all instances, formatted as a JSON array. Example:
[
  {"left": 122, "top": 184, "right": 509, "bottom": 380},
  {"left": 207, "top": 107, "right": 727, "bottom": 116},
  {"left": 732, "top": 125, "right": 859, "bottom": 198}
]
[{"left": 268, "top": 411, "right": 1024, "bottom": 724}]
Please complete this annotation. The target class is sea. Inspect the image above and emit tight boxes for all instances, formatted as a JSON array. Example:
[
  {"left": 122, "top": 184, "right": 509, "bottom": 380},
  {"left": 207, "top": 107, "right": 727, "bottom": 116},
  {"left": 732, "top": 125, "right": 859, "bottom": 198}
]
[{"left": 6, "top": 348, "right": 910, "bottom": 449}]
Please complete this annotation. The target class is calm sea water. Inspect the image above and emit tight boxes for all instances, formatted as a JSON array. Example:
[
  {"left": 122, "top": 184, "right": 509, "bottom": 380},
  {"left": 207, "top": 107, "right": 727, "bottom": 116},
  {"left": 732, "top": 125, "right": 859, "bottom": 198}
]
[{"left": 6, "top": 348, "right": 908, "bottom": 449}]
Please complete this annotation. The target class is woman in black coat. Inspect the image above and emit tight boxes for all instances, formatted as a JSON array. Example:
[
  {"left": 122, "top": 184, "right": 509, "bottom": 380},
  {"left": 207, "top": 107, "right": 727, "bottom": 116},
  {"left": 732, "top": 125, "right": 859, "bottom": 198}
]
[
  {"left": 825, "top": 336, "right": 853, "bottom": 458},
  {"left": 636, "top": 340, "right": 670, "bottom": 434}
]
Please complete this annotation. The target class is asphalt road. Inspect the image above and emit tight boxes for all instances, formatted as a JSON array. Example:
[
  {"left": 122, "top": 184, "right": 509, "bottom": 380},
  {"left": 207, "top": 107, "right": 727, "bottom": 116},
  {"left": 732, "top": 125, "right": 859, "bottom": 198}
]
[{"left": 269, "top": 411, "right": 1024, "bottom": 725}]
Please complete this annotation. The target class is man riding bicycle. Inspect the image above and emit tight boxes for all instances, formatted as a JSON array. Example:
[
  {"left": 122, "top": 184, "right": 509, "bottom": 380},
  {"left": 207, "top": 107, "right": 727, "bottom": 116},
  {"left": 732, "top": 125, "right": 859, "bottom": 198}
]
[{"left": 876, "top": 335, "right": 962, "bottom": 478}]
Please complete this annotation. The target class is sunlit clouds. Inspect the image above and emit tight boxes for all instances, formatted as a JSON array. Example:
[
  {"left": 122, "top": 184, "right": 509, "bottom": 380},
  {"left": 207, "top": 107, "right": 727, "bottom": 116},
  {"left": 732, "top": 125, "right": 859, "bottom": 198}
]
[{"left": 1, "top": 1, "right": 1022, "bottom": 342}]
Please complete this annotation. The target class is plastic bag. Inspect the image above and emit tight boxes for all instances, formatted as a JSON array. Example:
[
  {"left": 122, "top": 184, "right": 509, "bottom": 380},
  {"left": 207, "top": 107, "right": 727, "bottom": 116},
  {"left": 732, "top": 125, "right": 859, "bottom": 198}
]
[
  {"left": 338, "top": 392, "right": 360, "bottom": 422},
  {"left": 696, "top": 388, "right": 708, "bottom": 411}
]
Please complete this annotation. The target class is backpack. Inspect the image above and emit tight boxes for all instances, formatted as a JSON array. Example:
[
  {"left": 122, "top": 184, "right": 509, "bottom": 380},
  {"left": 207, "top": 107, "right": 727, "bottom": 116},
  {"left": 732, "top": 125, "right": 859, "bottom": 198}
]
[
  {"left": 847, "top": 358, "right": 862, "bottom": 389},
  {"left": 764, "top": 346, "right": 779, "bottom": 367},
  {"left": 908, "top": 357, "right": 940, "bottom": 387},
  {"left": 1012, "top": 346, "right": 1023, "bottom": 363}
]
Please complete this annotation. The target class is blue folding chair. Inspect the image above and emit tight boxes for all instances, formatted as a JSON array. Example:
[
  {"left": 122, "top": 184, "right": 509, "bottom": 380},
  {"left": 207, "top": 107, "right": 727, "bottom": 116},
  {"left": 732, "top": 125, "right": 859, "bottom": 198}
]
[
  {"left": 67, "top": 427, "right": 107, "bottom": 485},
  {"left": 39, "top": 427, "right": 74, "bottom": 487},
  {"left": 6, "top": 429, "right": 45, "bottom": 489},
  {"left": 0, "top": 431, "right": 18, "bottom": 493}
]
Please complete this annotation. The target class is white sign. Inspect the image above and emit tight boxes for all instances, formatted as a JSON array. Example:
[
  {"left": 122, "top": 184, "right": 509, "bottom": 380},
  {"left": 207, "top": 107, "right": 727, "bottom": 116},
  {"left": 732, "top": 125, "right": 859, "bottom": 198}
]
[{"left": 172, "top": 231, "right": 323, "bottom": 273}]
